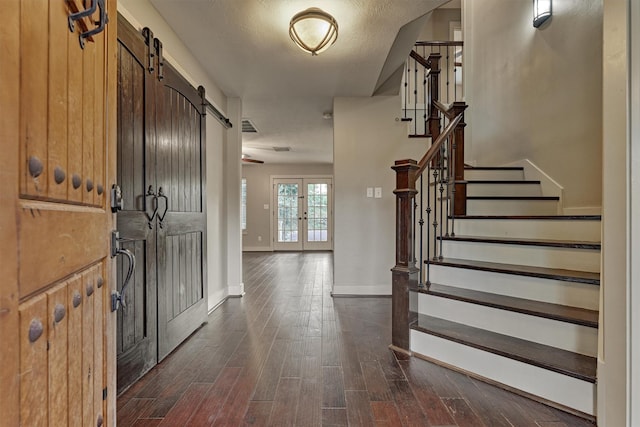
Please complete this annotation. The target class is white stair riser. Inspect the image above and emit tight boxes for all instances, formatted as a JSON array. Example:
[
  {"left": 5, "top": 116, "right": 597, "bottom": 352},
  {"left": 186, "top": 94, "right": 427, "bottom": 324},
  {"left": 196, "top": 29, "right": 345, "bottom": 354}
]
[
  {"left": 464, "top": 169, "right": 525, "bottom": 181},
  {"left": 441, "top": 241, "right": 600, "bottom": 273},
  {"left": 453, "top": 219, "right": 601, "bottom": 242},
  {"left": 418, "top": 294, "right": 597, "bottom": 357},
  {"left": 467, "top": 199, "right": 559, "bottom": 215},
  {"left": 410, "top": 330, "right": 596, "bottom": 415},
  {"left": 467, "top": 183, "right": 542, "bottom": 197},
  {"left": 428, "top": 265, "right": 599, "bottom": 310}
]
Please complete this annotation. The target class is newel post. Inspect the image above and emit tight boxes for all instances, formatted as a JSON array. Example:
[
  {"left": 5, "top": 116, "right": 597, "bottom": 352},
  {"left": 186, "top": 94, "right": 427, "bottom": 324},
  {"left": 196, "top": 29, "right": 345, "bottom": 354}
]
[
  {"left": 427, "top": 54, "right": 441, "bottom": 140},
  {"left": 450, "top": 102, "right": 468, "bottom": 216},
  {"left": 390, "top": 159, "right": 420, "bottom": 352}
]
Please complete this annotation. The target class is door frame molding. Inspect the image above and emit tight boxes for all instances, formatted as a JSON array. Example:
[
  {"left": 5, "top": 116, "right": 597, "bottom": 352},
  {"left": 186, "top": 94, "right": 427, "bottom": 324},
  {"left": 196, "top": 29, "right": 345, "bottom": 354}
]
[{"left": 270, "top": 175, "right": 333, "bottom": 251}]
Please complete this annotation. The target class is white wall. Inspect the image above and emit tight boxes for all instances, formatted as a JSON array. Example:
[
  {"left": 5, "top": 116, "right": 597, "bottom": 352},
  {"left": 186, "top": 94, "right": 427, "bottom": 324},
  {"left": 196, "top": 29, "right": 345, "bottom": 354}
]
[
  {"left": 333, "top": 96, "right": 426, "bottom": 295},
  {"left": 225, "top": 98, "right": 244, "bottom": 297},
  {"left": 600, "top": 0, "right": 629, "bottom": 424},
  {"left": 463, "top": 0, "right": 602, "bottom": 210},
  {"left": 118, "top": 0, "right": 238, "bottom": 310},
  {"left": 419, "top": 8, "right": 461, "bottom": 40},
  {"left": 206, "top": 115, "right": 227, "bottom": 310},
  {"left": 242, "top": 163, "right": 333, "bottom": 251}
]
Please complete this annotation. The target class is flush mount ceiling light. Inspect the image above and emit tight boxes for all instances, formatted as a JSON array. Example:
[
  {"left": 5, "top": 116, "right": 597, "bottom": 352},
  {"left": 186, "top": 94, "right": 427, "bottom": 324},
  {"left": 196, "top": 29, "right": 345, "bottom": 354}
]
[
  {"left": 533, "top": 0, "right": 552, "bottom": 28},
  {"left": 289, "top": 7, "right": 338, "bottom": 56}
]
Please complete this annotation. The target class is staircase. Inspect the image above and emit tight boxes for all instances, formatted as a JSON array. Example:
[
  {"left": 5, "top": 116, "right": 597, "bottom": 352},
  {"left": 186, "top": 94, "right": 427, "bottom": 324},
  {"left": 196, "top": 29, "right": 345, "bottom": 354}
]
[{"left": 408, "top": 165, "right": 600, "bottom": 419}]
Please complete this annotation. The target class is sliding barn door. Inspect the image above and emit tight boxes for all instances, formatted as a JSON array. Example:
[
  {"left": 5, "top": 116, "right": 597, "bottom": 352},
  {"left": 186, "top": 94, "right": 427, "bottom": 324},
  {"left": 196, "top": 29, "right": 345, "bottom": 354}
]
[
  {"left": 1, "top": 0, "right": 117, "bottom": 425},
  {"left": 156, "top": 63, "right": 208, "bottom": 360},
  {"left": 116, "top": 15, "right": 158, "bottom": 394}
]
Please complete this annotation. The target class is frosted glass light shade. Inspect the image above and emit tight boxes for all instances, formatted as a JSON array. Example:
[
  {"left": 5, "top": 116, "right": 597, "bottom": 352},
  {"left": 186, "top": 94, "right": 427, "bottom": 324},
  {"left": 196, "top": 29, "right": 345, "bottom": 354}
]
[
  {"left": 533, "top": 0, "right": 552, "bottom": 28},
  {"left": 289, "top": 8, "right": 338, "bottom": 56}
]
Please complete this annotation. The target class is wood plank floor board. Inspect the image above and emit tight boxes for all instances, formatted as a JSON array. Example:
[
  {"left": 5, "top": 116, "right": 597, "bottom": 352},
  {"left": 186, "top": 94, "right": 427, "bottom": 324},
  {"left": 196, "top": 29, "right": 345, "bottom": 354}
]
[
  {"left": 345, "top": 390, "right": 375, "bottom": 426},
  {"left": 268, "top": 377, "right": 301, "bottom": 426},
  {"left": 388, "top": 379, "right": 431, "bottom": 426},
  {"left": 185, "top": 366, "right": 242, "bottom": 426},
  {"left": 242, "top": 401, "right": 272, "bottom": 426},
  {"left": 116, "top": 252, "right": 596, "bottom": 427},
  {"left": 157, "top": 382, "right": 212, "bottom": 426},
  {"left": 370, "top": 401, "right": 403, "bottom": 426},
  {"left": 321, "top": 408, "right": 348, "bottom": 426},
  {"left": 322, "top": 366, "right": 346, "bottom": 408}
]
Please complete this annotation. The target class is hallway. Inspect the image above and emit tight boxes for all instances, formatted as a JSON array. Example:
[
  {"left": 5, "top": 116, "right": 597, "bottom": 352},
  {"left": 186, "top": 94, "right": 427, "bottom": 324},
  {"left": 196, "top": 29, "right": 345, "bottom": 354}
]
[{"left": 116, "top": 252, "right": 593, "bottom": 426}]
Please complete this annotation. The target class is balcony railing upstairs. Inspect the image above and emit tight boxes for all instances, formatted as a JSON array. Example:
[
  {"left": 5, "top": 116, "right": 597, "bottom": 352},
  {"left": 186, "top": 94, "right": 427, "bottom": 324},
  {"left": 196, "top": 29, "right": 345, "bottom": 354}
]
[{"left": 402, "top": 41, "right": 464, "bottom": 138}]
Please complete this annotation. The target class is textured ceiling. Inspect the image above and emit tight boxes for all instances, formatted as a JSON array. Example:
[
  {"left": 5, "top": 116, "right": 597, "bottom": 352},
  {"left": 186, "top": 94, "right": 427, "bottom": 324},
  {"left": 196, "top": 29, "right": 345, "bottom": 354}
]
[{"left": 149, "top": 0, "right": 450, "bottom": 164}]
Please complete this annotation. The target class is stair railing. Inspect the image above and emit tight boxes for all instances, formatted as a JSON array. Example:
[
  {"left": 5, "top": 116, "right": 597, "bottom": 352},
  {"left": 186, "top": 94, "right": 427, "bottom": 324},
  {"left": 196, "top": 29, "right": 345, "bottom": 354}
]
[
  {"left": 391, "top": 101, "right": 467, "bottom": 352},
  {"left": 402, "top": 41, "right": 464, "bottom": 138}
]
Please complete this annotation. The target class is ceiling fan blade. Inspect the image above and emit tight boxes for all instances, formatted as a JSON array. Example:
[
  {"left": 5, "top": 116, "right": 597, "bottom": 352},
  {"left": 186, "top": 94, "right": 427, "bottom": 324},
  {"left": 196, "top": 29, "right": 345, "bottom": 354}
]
[{"left": 242, "top": 158, "right": 264, "bottom": 164}]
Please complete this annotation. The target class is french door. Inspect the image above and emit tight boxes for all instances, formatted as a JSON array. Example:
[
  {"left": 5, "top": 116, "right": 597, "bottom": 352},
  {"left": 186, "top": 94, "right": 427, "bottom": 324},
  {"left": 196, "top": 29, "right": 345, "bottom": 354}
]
[{"left": 273, "top": 178, "right": 332, "bottom": 251}]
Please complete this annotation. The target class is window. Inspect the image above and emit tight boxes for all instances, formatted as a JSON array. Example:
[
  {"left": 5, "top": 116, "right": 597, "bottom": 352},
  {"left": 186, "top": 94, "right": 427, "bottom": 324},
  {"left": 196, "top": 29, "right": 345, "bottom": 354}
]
[{"left": 241, "top": 178, "right": 247, "bottom": 231}]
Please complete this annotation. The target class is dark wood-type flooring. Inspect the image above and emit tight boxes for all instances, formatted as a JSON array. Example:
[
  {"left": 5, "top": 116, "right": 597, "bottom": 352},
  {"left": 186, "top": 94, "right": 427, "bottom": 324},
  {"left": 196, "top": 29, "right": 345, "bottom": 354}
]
[{"left": 117, "top": 252, "right": 595, "bottom": 426}]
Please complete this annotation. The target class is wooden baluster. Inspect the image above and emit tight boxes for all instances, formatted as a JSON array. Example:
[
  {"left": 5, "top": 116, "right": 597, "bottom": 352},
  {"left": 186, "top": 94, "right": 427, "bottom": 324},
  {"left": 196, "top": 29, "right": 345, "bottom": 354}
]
[{"left": 391, "top": 160, "right": 420, "bottom": 352}]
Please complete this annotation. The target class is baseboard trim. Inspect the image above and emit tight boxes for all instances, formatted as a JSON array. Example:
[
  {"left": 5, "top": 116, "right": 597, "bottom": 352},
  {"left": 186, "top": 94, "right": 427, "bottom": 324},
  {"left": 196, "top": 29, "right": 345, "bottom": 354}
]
[
  {"left": 389, "top": 345, "right": 413, "bottom": 357},
  {"left": 208, "top": 296, "right": 229, "bottom": 315},
  {"left": 207, "top": 288, "right": 229, "bottom": 314},
  {"left": 331, "top": 284, "right": 391, "bottom": 296},
  {"left": 228, "top": 282, "right": 245, "bottom": 297}
]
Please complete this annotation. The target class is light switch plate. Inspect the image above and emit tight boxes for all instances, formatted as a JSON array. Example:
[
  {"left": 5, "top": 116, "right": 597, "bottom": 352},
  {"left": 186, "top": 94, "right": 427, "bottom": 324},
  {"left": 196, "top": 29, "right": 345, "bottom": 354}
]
[
  {"left": 263, "top": 204, "right": 269, "bottom": 210},
  {"left": 366, "top": 187, "right": 373, "bottom": 198},
  {"left": 374, "top": 187, "right": 382, "bottom": 198}
]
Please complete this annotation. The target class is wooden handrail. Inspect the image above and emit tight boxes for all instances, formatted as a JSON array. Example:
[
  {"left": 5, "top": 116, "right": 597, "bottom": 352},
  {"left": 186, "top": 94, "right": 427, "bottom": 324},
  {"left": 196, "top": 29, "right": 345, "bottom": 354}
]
[
  {"left": 433, "top": 100, "right": 458, "bottom": 120},
  {"left": 416, "top": 112, "right": 463, "bottom": 177},
  {"left": 409, "top": 50, "right": 431, "bottom": 70},
  {"left": 415, "top": 41, "right": 464, "bottom": 47}
]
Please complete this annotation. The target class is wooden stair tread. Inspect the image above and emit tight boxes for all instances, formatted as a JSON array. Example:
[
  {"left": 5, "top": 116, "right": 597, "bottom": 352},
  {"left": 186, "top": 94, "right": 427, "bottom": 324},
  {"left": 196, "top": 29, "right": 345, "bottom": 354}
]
[
  {"left": 412, "top": 314, "right": 597, "bottom": 383},
  {"left": 453, "top": 215, "right": 601, "bottom": 221},
  {"left": 467, "top": 196, "right": 560, "bottom": 201},
  {"left": 408, "top": 134, "right": 431, "bottom": 138},
  {"left": 414, "top": 283, "right": 598, "bottom": 327},
  {"left": 439, "top": 235, "right": 601, "bottom": 250},
  {"left": 429, "top": 258, "right": 600, "bottom": 285}
]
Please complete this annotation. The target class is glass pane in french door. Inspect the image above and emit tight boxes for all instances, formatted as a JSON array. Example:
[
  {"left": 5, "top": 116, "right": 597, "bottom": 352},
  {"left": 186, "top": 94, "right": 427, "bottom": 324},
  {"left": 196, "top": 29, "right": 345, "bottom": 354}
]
[
  {"left": 306, "top": 183, "right": 328, "bottom": 242},
  {"left": 277, "top": 183, "right": 299, "bottom": 243}
]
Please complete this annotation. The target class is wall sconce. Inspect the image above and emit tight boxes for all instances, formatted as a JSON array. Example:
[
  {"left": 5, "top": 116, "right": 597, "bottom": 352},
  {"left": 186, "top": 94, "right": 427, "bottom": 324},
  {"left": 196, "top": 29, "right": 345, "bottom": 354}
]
[
  {"left": 533, "top": 0, "right": 552, "bottom": 28},
  {"left": 289, "top": 8, "right": 338, "bottom": 56}
]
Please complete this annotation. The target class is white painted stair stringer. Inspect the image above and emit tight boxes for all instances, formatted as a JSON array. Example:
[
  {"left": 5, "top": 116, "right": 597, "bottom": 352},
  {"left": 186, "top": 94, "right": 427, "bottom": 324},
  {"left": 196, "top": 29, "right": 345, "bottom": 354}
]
[
  {"left": 418, "top": 294, "right": 598, "bottom": 357},
  {"left": 429, "top": 264, "right": 599, "bottom": 310},
  {"left": 410, "top": 330, "right": 596, "bottom": 416},
  {"left": 441, "top": 240, "right": 600, "bottom": 273}
]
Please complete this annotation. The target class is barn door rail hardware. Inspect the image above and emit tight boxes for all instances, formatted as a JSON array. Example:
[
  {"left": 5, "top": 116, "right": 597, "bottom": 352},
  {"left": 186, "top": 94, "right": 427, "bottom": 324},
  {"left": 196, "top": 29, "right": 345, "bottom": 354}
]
[
  {"left": 110, "top": 230, "right": 136, "bottom": 312},
  {"left": 68, "top": 0, "right": 109, "bottom": 49}
]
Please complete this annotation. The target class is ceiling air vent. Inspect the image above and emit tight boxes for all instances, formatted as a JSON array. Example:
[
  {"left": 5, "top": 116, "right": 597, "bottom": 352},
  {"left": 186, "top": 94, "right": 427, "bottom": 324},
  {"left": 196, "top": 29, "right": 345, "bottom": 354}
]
[
  {"left": 272, "top": 146, "right": 291, "bottom": 152},
  {"left": 241, "top": 119, "right": 258, "bottom": 133}
]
